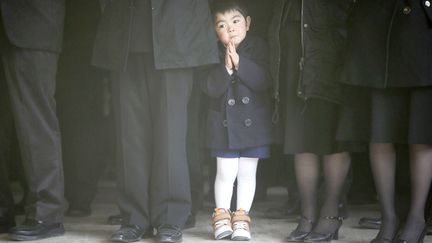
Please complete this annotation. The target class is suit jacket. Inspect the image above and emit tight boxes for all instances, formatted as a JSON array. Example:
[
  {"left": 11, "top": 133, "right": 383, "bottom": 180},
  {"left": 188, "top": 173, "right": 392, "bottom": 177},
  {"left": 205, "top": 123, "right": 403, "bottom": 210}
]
[
  {"left": 92, "top": 0, "right": 219, "bottom": 71},
  {"left": 0, "top": 0, "right": 65, "bottom": 53}
]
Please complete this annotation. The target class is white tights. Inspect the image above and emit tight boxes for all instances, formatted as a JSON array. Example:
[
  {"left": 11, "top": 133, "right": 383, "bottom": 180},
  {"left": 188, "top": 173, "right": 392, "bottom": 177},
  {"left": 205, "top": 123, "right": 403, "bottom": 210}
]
[{"left": 214, "top": 157, "right": 259, "bottom": 212}]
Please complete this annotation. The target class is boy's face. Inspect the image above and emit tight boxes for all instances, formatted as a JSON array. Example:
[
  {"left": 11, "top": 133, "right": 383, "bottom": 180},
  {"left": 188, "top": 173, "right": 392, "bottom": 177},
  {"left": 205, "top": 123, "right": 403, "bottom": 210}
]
[{"left": 214, "top": 10, "right": 251, "bottom": 48}]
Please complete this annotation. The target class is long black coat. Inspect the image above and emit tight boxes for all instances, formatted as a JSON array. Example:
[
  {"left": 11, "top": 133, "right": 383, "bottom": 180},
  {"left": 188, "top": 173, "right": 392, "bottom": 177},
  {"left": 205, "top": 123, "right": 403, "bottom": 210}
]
[
  {"left": 92, "top": 0, "right": 219, "bottom": 71},
  {"left": 0, "top": 0, "right": 65, "bottom": 53},
  {"left": 268, "top": 0, "right": 350, "bottom": 104},
  {"left": 202, "top": 36, "right": 274, "bottom": 150},
  {"left": 343, "top": 0, "right": 432, "bottom": 88}
]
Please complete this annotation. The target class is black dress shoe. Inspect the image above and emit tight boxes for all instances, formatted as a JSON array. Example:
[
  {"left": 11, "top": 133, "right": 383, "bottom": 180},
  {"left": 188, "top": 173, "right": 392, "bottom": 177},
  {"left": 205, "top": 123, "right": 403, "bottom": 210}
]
[
  {"left": 108, "top": 214, "right": 124, "bottom": 225},
  {"left": 66, "top": 207, "right": 91, "bottom": 217},
  {"left": 110, "top": 224, "right": 152, "bottom": 242},
  {"left": 156, "top": 224, "right": 182, "bottom": 243},
  {"left": 9, "top": 218, "right": 65, "bottom": 241},
  {"left": 359, "top": 217, "right": 382, "bottom": 230}
]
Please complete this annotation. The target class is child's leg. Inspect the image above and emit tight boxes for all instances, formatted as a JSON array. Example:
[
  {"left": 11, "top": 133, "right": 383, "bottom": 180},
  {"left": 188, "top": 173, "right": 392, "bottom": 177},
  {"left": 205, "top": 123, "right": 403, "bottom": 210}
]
[
  {"left": 213, "top": 157, "right": 239, "bottom": 240},
  {"left": 236, "top": 157, "right": 259, "bottom": 211},
  {"left": 214, "top": 157, "right": 239, "bottom": 209}
]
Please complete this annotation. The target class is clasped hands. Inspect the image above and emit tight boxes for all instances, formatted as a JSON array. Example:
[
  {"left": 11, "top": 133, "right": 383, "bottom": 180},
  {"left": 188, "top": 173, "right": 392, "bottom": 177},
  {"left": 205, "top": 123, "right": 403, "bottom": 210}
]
[{"left": 225, "top": 41, "right": 239, "bottom": 71}]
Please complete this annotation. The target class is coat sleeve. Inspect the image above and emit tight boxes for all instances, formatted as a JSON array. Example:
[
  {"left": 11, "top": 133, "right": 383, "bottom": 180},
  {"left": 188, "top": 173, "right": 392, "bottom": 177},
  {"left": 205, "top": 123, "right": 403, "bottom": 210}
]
[
  {"left": 203, "top": 64, "right": 234, "bottom": 98},
  {"left": 235, "top": 39, "right": 271, "bottom": 92}
]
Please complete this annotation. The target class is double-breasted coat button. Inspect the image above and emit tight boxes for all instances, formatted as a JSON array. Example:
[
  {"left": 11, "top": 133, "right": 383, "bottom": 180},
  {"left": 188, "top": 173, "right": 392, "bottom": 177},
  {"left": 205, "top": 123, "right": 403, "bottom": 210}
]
[
  {"left": 244, "top": 118, "right": 252, "bottom": 127},
  {"left": 228, "top": 99, "right": 236, "bottom": 106},
  {"left": 426, "top": 0, "right": 431, "bottom": 7},
  {"left": 403, "top": 6, "right": 411, "bottom": 14},
  {"left": 222, "top": 120, "right": 228, "bottom": 127},
  {"left": 242, "top": 96, "right": 250, "bottom": 104}
]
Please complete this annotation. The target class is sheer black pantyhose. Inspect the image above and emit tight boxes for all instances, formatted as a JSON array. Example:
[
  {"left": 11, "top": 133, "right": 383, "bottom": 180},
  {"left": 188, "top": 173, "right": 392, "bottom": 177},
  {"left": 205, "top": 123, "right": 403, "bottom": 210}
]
[
  {"left": 293, "top": 152, "right": 350, "bottom": 234},
  {"left": 370, "top": 143, "right": 399, "bottom": 240},
  {"left": 398, "top": 145, "right": 432, "bottom": 242},
  {"left": 294, "top": 153, "right": 320, "bottom": 232},
  {"left": 313, "top": 152, "right": 350, "bottom": 234}
]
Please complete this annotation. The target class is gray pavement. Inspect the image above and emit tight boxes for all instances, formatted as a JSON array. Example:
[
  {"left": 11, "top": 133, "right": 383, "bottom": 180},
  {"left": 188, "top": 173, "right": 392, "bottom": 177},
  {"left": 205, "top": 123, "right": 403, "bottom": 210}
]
[{"left": 0, "top": 183, "right": 430, "bottom": 243}]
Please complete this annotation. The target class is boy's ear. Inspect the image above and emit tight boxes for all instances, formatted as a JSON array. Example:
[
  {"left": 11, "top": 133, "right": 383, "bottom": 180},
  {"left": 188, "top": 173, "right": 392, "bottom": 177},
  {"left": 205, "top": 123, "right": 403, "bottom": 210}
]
[{"left": 246, "top": 16, "right": 251, "bottom": 31}]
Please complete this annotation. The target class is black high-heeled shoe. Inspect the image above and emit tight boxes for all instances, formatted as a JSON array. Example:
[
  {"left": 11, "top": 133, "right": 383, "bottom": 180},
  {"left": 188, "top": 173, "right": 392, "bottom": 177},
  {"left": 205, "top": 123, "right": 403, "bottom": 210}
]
[
  {"left": 370, "top": 218, "right": 399, "bottom": 243},
  {"left": 303, "top": 216, "right": 343, "bottom": 243},
  {"left": 286, "top": 216, "right": 315, "bottom": 242},
  {"left": 371, "top": 234, "right": 397, "bottom": 243},
  {"left": 396, "top": 226, "right": 427, "bottom": 243}
]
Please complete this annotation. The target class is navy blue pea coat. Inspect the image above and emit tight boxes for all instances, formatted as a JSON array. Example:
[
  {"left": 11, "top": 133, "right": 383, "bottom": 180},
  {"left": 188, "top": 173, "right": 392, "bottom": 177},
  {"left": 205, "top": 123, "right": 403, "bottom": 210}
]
[{"left": 202, "top": 35, "right": 274, "bottom": 150}]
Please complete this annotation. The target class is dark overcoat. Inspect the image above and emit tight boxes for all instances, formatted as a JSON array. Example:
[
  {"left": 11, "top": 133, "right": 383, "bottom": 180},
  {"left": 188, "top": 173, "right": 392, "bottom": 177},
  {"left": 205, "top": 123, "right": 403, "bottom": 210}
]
[
  {"left": 268, "top": 0, "right": 350, "bottom": 104},
  {"left": 0, "top": 0, "right": 65, "bottom": 52},
  {"left": 203, "top": 35, "right": 274, "bottom": 150},
  {"left": 92, "top": 0, "right": 219, "bottom": 71},
  {"left": 343, "top": 0, "right": 432, "bottom": 88}
]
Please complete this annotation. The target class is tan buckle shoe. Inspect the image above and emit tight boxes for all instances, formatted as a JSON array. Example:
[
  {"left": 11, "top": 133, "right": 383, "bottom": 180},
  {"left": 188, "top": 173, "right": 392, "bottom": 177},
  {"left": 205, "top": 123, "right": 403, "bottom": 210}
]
[
  {"left": 231, "top": 209, "right": 251, "bottom": 241},
  {"left": 212, "top": 208, "right": 233, "bottom": 240}
]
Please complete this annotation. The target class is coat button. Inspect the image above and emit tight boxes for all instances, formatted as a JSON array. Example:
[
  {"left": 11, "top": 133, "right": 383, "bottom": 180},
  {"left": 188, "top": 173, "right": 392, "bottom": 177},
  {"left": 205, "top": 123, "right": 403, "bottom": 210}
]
[
  {"left": 242, "top": 96, "right": 250, "bottom": 104},
  {"left": 303, "top": 23, "right": 308, "bottom": 28},
  {"left": 222, "top": 120, "right": 228, "bottom": 127},
  {"left": 244, "top": 118, "right": 252, "bottom": 127},
  {"left": 228, "top": 99, "right": 236, "bottom": 106},
  {"left": 403, "top": 6, "right": 411, "bottom": 14},
  {"left": 426, "top": 0, "right": 431, "bottom": 7}
]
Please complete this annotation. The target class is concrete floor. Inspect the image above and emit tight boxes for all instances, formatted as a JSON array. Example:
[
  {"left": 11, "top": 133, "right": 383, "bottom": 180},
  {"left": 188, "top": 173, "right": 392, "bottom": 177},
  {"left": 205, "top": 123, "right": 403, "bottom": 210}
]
[{"left": 0, "top": 183, "right": 430, "bottom": 243}]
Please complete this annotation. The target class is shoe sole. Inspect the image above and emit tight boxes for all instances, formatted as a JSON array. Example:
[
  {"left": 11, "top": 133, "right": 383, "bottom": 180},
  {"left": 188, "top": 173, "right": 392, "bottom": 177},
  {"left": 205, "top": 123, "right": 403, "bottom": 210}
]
[
  {"left": 231, "top": 235, "right": 251, "bottom": 241},
  {"left": 9, "top": 228, "right": 65, "bottom": 241},
  {"left": 215, "top": 230, "right": 233, "bottom": 240}
]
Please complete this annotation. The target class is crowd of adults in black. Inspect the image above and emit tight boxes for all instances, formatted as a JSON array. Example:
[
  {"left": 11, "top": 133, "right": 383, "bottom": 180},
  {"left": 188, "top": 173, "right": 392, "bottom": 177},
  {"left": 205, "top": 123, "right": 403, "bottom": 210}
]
[{"left": 0, "top": 0, "right": 432, "bottom": 243}]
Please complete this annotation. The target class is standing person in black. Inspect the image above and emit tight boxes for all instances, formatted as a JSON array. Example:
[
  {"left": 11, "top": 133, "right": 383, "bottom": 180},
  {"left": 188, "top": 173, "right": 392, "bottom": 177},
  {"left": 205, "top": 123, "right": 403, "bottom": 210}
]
[
  {"left": 56, "top": 0, "right": 112, "bottom": 218},
  {"left": 269, "top": 0, "right": 352, "bottom": 242},
  {"left": 342, "top": 1, "right": 432, "bottom": 243},
  {"left": 92, "top": 1, "right": 219, "bottom": 242},
  {"left": 0, "top": 0, "right": 65, "bottom": 241}
]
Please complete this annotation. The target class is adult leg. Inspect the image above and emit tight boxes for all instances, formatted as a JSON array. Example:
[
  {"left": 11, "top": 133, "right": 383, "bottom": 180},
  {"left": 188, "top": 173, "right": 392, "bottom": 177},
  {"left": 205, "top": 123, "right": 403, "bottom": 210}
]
[
  {"left": 370, "top": 143, "right": 399, "bottom": 241},
  {"left": 398, "top": 144, "right": 432, "bottom": 242},
  {"left": 110, "top": 54, "right": 153, "bottom": 229},
  {"left": 149, "top": 67, "right": 193, "bottom": 228},
  {"left": 2, "top": 48, "right": 64, "bottom": 223},
  {"left": 293, "top": 153, "right": 320, "bottom": 232},
  {"left": 312, "top": 152, "right": 350, "bottom": 234}
]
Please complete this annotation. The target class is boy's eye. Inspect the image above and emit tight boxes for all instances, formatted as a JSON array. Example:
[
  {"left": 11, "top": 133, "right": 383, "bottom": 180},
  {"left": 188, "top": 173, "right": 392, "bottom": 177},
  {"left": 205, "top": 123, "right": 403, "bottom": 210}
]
[
  {"left": 233, "top": 19, "right": 240, "bottom": 24},
  {"left": 217, "top": 23, "right": 226, "bottom": 29}
]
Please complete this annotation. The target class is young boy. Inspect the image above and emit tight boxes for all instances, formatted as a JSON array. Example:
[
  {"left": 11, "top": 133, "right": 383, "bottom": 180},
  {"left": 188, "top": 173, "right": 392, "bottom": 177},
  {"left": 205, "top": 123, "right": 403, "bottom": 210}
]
[{"left": 204, "top": 0, "right": 274, "bottom": 241}]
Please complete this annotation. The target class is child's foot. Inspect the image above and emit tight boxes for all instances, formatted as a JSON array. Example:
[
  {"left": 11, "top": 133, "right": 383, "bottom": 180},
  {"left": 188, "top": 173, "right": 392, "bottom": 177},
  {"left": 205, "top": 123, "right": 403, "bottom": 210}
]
[
  {"left": 231, "top": 209, "right": 251, "bottom": 241},
  {"left": 212, "top": 208, "right": 233, "bottom": 240}
]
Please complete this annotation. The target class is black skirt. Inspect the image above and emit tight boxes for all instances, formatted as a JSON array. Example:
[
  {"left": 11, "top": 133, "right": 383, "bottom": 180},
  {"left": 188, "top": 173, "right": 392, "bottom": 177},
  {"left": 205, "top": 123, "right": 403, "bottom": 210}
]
[
  {"left": 337, "top": 86, "right": 432, "bottom": 145},
  {"left": 279, "top": 18, "right": 351, "bottom": 156}
]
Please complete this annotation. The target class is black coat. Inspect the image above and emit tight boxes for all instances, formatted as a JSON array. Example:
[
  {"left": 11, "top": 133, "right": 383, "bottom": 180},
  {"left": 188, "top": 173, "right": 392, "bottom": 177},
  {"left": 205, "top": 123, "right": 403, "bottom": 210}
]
[
  {"left": 202, "top": 36, "right": 274, "bottom": 150},
  {"left": 92, "top": 0, "right": 219, "bottom": 71},
  {"left": 343, "top": 0, "right": 432, "bottom": 88},
  {"left": 268, "top": 0, "right": 351, "bottom": 104},
  {"left": 0, "top": 0, "right": 65, "bottom": 53}
]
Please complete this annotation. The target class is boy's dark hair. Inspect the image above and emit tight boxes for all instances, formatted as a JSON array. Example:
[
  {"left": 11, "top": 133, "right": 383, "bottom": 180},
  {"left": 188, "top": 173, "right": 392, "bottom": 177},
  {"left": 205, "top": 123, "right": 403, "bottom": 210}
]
[{"left": 210, "top": 0, "right": 248, "bottom": 19}]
